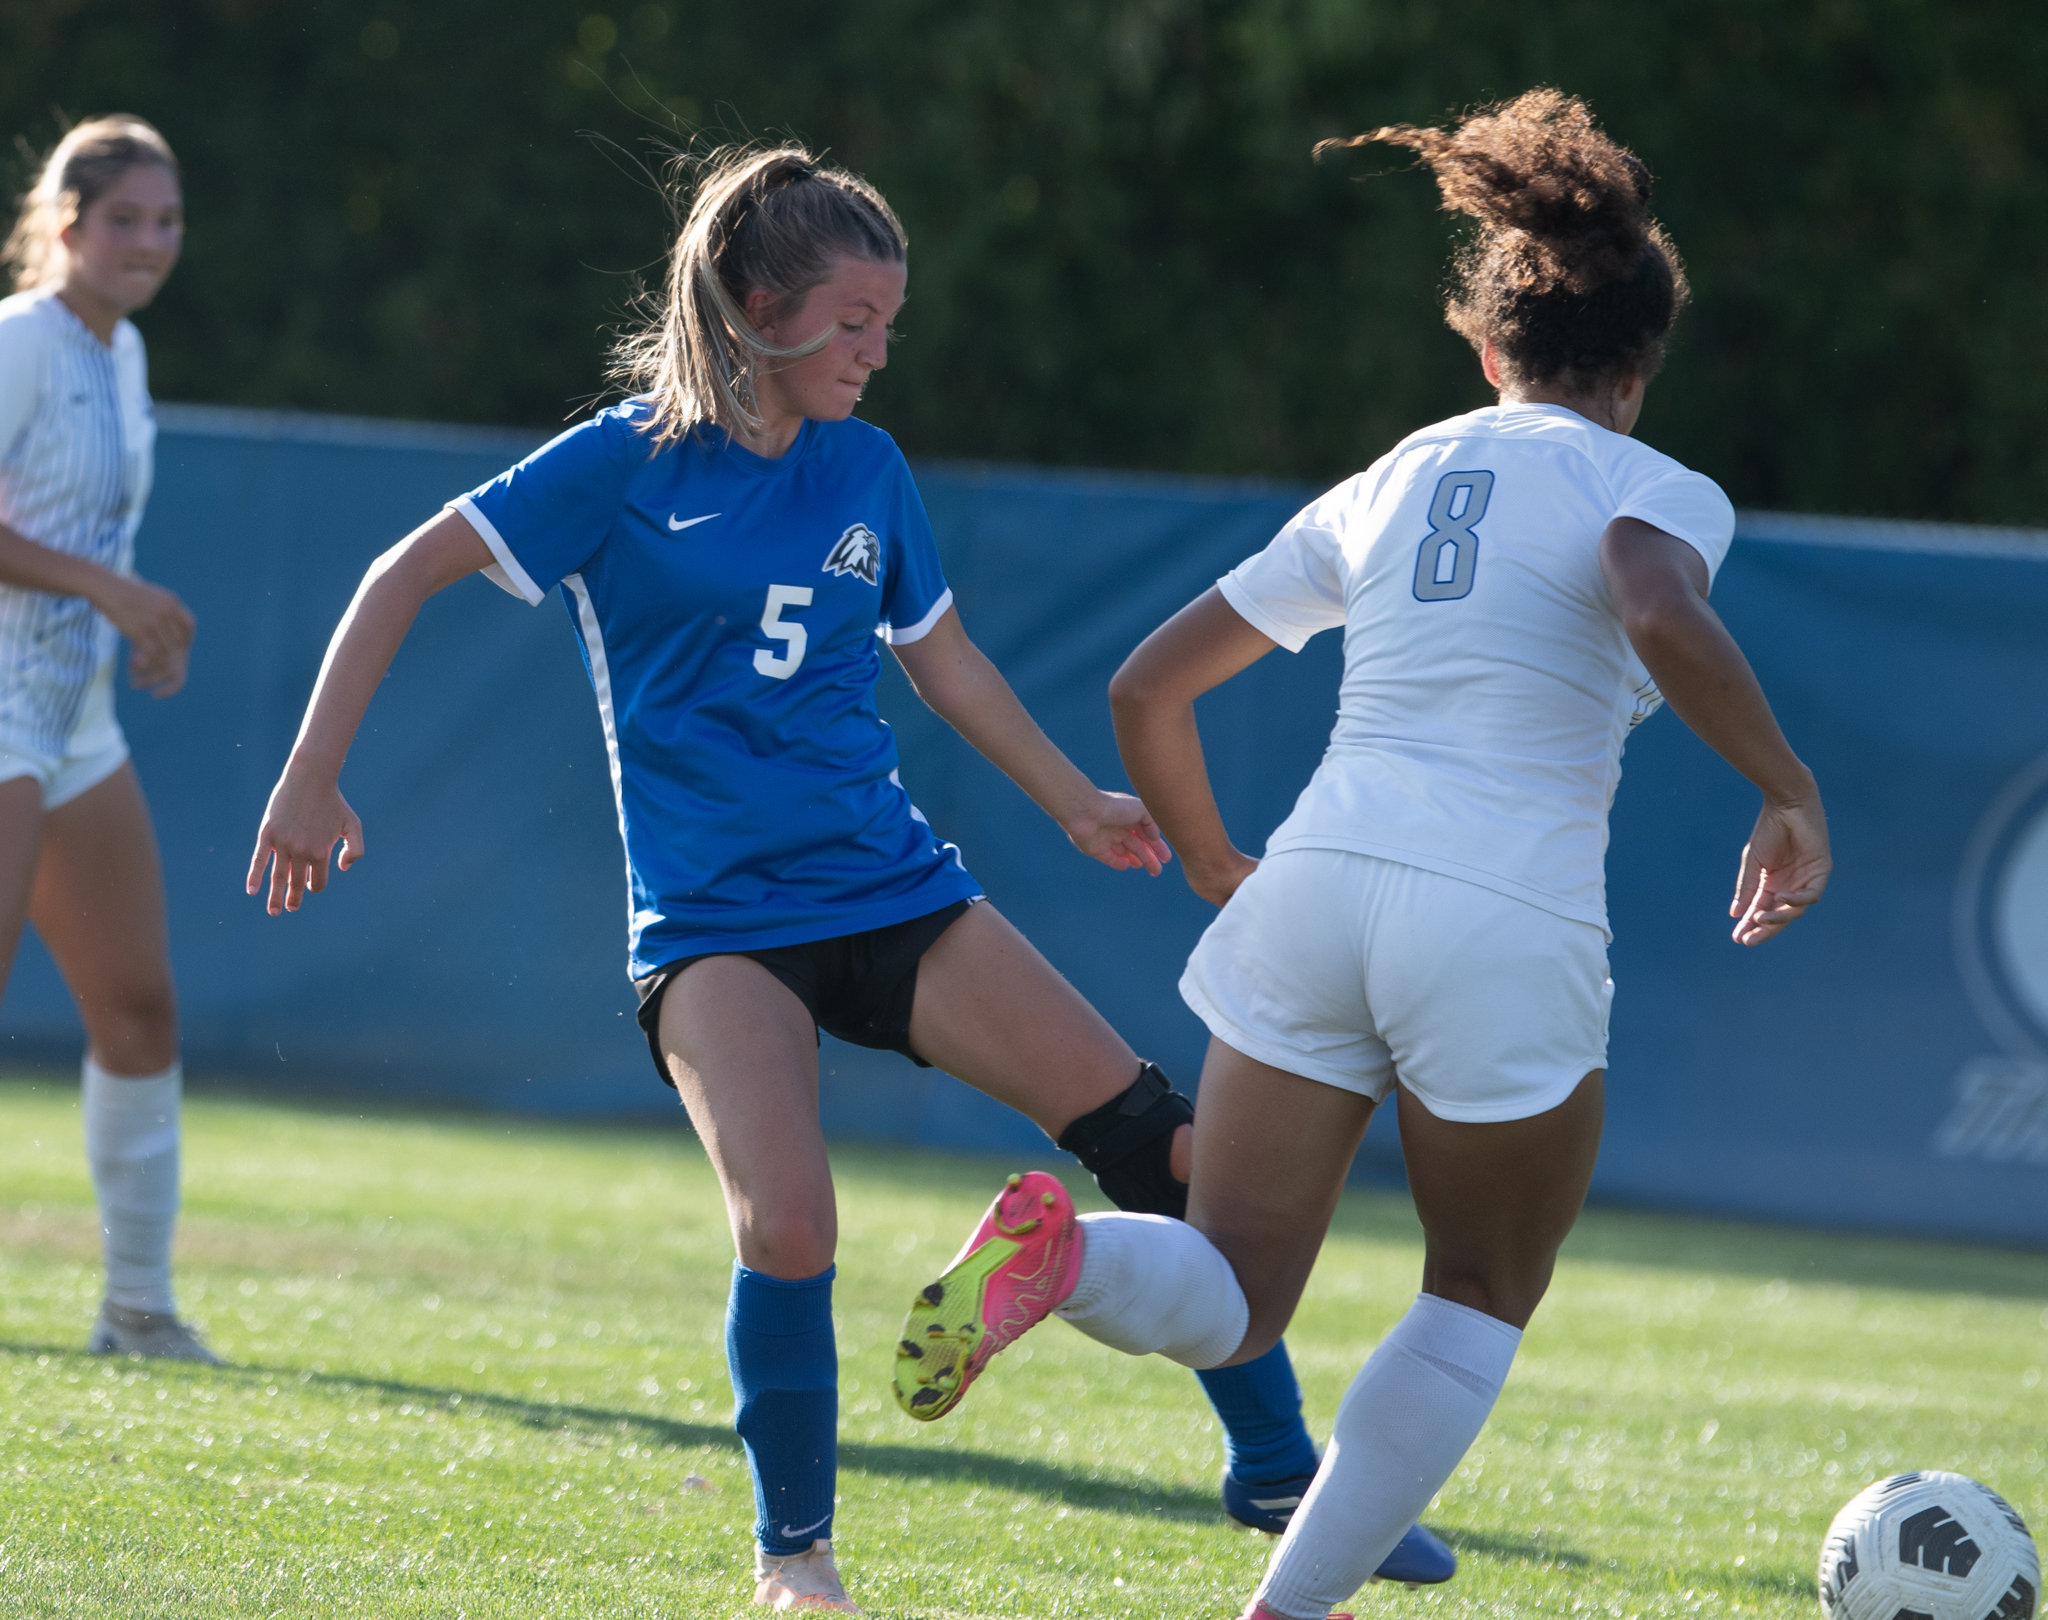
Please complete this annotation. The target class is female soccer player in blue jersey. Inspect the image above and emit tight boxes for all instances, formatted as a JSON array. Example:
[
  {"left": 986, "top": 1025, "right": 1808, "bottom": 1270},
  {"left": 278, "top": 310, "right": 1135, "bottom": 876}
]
[
  {"left": 245, "top": 143, "right": 1442, "bottom": 1611},
  {"left": 0, "top": 117, "right": 214, "bottom": 1365},
  {"left": 903, "top": 93, "right": 1832, "bottom": 1620}
]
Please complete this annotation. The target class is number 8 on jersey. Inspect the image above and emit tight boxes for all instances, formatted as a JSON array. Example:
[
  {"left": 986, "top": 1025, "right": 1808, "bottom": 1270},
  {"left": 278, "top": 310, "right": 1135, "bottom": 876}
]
[{"left": 1412, "top": 470, "right": 1494, "bottom": 602}]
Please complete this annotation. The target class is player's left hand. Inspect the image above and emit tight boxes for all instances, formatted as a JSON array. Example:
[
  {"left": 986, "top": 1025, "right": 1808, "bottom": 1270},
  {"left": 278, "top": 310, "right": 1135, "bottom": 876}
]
[
  {"left": 1063, "top": 790, "right": 1173, "bottom": 875},
  {"left": 1730, "top": 794, "right": 1830, "bottom": 946}
]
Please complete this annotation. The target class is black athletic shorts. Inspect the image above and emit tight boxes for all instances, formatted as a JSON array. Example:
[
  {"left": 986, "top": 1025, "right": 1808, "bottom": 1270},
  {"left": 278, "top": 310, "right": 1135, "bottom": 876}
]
[{"left": 632, "top": 898, "right": 978, "bottom": 1089}]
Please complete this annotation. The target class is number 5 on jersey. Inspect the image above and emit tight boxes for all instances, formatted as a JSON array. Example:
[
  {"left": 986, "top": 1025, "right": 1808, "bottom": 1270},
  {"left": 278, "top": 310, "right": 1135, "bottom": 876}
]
[
  {"left": 1412, "top": 470, "right": 1494, "bottom": 602},
  {"left": 755, "top": 584, "right": 813, "bottom": 679}
]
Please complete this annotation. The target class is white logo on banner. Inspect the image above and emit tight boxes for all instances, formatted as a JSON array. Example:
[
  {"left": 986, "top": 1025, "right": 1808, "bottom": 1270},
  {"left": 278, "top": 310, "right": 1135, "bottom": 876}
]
[
  {"left": 1933, "top": 1057, "right": 2048, "bottom": 1164},
  {"left": 1948, "top": 751, "right": 2048, "bottom": 1167}
]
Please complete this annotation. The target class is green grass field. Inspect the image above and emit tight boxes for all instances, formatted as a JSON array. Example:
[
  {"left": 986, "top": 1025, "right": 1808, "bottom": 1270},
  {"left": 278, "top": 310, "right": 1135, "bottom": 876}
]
[{"left": 2, "top": 1076, "right": 2043, "bottom": 1619}]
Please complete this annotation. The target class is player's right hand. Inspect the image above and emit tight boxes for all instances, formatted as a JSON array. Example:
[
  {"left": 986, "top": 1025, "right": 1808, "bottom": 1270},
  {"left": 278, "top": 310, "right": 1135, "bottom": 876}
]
[
  {"left": 247, "top": 767, "right": 366, "bottom": 915},
  {"left": 96, "top": 573, "right": 196, "bottom": 698}
]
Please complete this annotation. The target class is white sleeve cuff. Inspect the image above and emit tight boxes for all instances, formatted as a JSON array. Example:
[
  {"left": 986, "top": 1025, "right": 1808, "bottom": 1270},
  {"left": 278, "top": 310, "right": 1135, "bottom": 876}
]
[
  {"left": 449, "top": 495, "right": 545, "bottom": 605},
  {"left": 882, "top": 586, "right": 954, "bottom": 645},
  {"left": 1217, "top": 573, "right": 1310, "bottom": 653}
]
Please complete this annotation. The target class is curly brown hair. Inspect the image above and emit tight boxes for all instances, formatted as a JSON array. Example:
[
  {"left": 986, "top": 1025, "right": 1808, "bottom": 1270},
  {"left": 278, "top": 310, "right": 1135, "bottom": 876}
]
[{"left": 1320, "top": 89, "right": 1688, "bottom": 393}]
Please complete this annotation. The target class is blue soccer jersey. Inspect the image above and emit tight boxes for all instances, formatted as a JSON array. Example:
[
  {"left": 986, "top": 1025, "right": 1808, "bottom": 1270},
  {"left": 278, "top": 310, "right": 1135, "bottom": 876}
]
[{"left": 452, "top": 402, "right": 982, "bottom": 977}]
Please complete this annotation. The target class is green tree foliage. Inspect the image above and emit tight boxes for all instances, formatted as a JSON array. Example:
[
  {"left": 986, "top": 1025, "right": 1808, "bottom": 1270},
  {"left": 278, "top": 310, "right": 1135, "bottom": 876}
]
[{"left": 5, "top": 0, "right": 2044, "bottom": 520}]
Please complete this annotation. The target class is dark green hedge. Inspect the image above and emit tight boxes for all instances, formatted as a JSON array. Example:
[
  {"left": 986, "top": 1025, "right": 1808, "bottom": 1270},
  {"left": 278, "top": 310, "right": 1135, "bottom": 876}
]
[{"left": 6, "top": 0, "right": 2045, "bottom": 521}]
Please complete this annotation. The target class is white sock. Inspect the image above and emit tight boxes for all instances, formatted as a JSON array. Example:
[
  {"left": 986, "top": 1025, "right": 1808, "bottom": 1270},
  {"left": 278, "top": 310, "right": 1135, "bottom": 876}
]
[
  {"left": 82, "top": 1057, "right": 183, "bottom": 1314},
  {"left": 1255, "top": 1294, "right": 1522, "bottom": 1620},
  {"left": 1053, "top": 1212, "right": 1247, "bottom": 1369}
]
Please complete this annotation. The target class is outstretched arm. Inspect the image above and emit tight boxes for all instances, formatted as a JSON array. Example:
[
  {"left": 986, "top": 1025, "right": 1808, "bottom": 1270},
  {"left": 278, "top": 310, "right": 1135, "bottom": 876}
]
[
  {"left": 1599, "top": 517, "right": 1829, "bottom": 945},
  {"left": 891, "top": 607, "right": 1171, "bottom": 874},
  {"left": 1108, "top": 587, "right": 1280, "bottom": 906},
  {"left": 247, "top": 509, "right": 493, "bottom": 914}
]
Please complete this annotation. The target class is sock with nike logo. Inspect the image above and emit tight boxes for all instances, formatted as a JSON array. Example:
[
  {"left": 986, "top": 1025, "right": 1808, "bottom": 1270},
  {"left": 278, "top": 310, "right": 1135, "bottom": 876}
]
[{"left": 728, "top": 1262, "right": 839, "bottom": 1556}]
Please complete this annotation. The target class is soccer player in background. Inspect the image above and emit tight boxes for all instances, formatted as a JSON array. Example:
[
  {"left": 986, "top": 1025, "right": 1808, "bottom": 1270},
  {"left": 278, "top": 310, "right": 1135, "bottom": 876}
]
[
  {"left": 244, "top": 143, "right": 1443, "bottom": 1612},
  {"left": 897, "top": 91, "right": 1832, "bottom": 1620},
  {"left": 0, "top": 117, "right": 213, "bottom": 1364}
]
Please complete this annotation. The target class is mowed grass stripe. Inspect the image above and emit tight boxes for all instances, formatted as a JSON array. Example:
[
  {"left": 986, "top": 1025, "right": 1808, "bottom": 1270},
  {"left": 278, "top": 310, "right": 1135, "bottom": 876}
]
[{"left": 1, "top": 1077, "right": 2042, "bottom": 1618}]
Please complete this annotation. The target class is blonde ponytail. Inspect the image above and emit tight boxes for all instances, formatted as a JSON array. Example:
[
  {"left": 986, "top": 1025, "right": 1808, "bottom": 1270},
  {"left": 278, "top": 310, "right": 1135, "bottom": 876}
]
[{"left": 612, "top": 143, "right": 907, "bottom": 446}]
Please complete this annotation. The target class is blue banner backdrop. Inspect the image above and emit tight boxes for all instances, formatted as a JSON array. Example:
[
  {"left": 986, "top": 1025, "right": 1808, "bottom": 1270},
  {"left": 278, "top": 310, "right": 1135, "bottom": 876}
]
[{"left": 2, "top": 407, "right": 2043, "bottom": 1246}]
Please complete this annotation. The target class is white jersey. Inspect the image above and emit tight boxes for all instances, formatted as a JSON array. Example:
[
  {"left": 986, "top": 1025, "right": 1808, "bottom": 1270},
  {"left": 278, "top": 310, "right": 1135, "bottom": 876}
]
[
  {"left": 1220, "top": 403, "right": 1734, "bottom": 936},
  {"left": 0, "top": 288, "right": 155, "bottom": 754}
]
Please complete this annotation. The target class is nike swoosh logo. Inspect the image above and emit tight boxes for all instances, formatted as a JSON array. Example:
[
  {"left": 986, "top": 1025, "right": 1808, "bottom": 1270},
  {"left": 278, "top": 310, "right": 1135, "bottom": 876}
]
[
  {"left": 668, "top": 511, "right": 720, "bottom": 532},
  {"left": 777, "top": 1512, "right": 833, "bottom": 1540},
  {"left": 1247, "top": 1493, "right": 1304, "bottom": 1511}
]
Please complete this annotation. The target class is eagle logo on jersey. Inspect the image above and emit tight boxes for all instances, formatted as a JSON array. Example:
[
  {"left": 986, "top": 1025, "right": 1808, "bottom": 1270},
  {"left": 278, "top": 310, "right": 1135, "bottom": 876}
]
[{"left": 823, "top": 523, "right": 881, "bottom": 586}]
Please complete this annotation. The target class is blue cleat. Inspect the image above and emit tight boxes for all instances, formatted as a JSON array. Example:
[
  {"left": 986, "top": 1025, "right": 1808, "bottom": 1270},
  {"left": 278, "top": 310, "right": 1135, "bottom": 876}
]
[{"left": 1221, "top": 1469, "right": 1458, "bottom": 1585}]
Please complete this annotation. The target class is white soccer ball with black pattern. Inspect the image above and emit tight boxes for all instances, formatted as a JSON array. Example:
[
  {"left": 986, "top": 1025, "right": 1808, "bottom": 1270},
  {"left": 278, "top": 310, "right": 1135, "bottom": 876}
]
[{"left": 1818, "top": 1471, "right": 2037, "bottom": 1620}]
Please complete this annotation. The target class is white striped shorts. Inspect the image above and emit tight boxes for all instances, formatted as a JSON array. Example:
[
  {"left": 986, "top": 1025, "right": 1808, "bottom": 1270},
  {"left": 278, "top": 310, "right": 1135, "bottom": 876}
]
[{"left": 0, "top": 658, "right": 130, "bottom": 809}]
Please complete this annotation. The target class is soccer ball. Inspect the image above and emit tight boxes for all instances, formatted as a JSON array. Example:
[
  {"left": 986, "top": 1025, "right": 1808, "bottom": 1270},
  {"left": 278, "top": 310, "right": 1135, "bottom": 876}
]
[{"left": 1818, "top": 1471, "right": 2037, "bottom": 1620}]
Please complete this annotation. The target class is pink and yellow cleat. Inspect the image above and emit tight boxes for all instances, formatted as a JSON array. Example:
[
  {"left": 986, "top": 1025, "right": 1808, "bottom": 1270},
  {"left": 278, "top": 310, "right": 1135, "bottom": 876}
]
[
  {"left": 1239, "top": 1607, "right": 1353, "bottom": 1620},
  {"left": 893, "top": 1171, "right": 1083, "bottom": 1422}
]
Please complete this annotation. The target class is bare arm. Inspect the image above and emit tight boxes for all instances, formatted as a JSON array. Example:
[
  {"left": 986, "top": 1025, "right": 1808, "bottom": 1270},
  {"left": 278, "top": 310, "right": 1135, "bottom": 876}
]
[
  {"left": 891, "top": 606, "right": 1170, "bottom": 874},
  {"left": 246, "top": 509, "right": 494, "bottom": 914},
  {"left": 1599, "top": 517, "right": 1830, "bottom": 945},
  {"left": 1107, "top": 587, "right": 1281, "bottom": 905},
  {"left": 0, "top": 518, "right": 195, "bottom": 697}
]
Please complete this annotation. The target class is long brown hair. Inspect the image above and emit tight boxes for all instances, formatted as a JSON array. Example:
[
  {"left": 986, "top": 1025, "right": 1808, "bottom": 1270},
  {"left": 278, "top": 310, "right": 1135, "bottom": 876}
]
[
  {"left": 4, "top": 115, "right": 179, "bottom": 293},
  {"left": 1320, "top": 90, "right": 1688, "bottom": 392},
  {"left": 611, "top": 143, "right": 907, "bottom": 446}
]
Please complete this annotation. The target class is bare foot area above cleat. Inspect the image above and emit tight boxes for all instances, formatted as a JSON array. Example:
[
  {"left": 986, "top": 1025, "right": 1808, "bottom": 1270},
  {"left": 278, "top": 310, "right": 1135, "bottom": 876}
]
[{"left": 892, "top": 1170, "right": 1081, "bottom": 1423}]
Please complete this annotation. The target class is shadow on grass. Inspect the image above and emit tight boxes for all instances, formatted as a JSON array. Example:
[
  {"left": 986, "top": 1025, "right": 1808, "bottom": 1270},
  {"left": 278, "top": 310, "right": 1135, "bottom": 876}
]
[
  {"left": 1438, "top": 1526, "right": 1590, "bottom": 1568},
  {"left": 838, "top": 1439, "right": 1217, "bottom": 1520},
  {"left": 3, "top": 1341, "right": 1223, "bottom": 1522}
]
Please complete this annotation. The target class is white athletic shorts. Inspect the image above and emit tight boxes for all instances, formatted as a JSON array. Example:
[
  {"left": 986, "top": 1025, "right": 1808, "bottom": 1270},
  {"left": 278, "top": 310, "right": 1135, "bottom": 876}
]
[
  {"left": 1179, "top": 847, "right": 1612, "bottom": 1123},
  {"left": 0, "top": 659, "right": 130, "bottom": 810}
]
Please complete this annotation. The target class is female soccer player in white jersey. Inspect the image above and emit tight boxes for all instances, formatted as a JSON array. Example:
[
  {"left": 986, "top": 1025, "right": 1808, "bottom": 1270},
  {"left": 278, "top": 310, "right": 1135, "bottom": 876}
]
[
  {"left": 242, "top": 143, "right": 1446, "bottom": 1611},
  {"left": 898, "top": 91, "right": 1832, "bottom": 1619},
  {"left": 0, "top": 118, "right": 212, "bottom": 1364}
]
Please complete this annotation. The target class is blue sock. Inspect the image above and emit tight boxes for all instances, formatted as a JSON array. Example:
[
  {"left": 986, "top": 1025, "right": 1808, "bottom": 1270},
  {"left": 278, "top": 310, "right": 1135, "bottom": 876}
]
[
  {"left": 727, "top": 1263, "right": 838, "bottom": 1554},
  {"left": 1196, "top": 1338, "right": 1319, "bottom": 1484}
]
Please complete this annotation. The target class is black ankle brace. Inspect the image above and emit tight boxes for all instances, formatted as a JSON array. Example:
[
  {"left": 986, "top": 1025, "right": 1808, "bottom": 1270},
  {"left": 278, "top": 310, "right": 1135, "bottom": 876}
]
[{"left": 1056, "top": 1061, "right": 1194, "bottom": 1220}]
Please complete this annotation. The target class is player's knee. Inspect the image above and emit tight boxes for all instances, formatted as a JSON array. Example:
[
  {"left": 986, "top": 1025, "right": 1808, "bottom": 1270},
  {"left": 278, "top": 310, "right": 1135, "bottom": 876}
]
[
  {"left": 1056, "top": 1062, "right": 1194, "bottom": 1220},
  {"left": 740, "top": 1209, "right": 838, "bottom": 1281},
  {"left": 1424, "top": 1257, "right": 1555, "bottom": 1330},
  {"left": 86, "top": 975, "right": 179, "bottom": 1072}
]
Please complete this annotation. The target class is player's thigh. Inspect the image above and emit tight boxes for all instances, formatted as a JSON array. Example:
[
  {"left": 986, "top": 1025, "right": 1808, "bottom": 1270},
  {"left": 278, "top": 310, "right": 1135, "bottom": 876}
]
[
  {"left": 1355, "top": 866, "right": 1611, "bottom": 1326},
  {"left": 658, "top": 955, "right": 837, "bottom": 1279},
  {"left": 0, "top": 773, "right": 45, "bottom": 995},
  {"left": 906, "top": 900, "right": 1138, "bottom": 1138},
  {"left": 29, "top": 762, "right": 178, "bottom": 1070},
  {"left": 1184, "top": 1036, "right": 1376, "bottom": 1364},
  {"left": 1397, "top": 1071, "right": 1604, "bottom": 1329}
]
